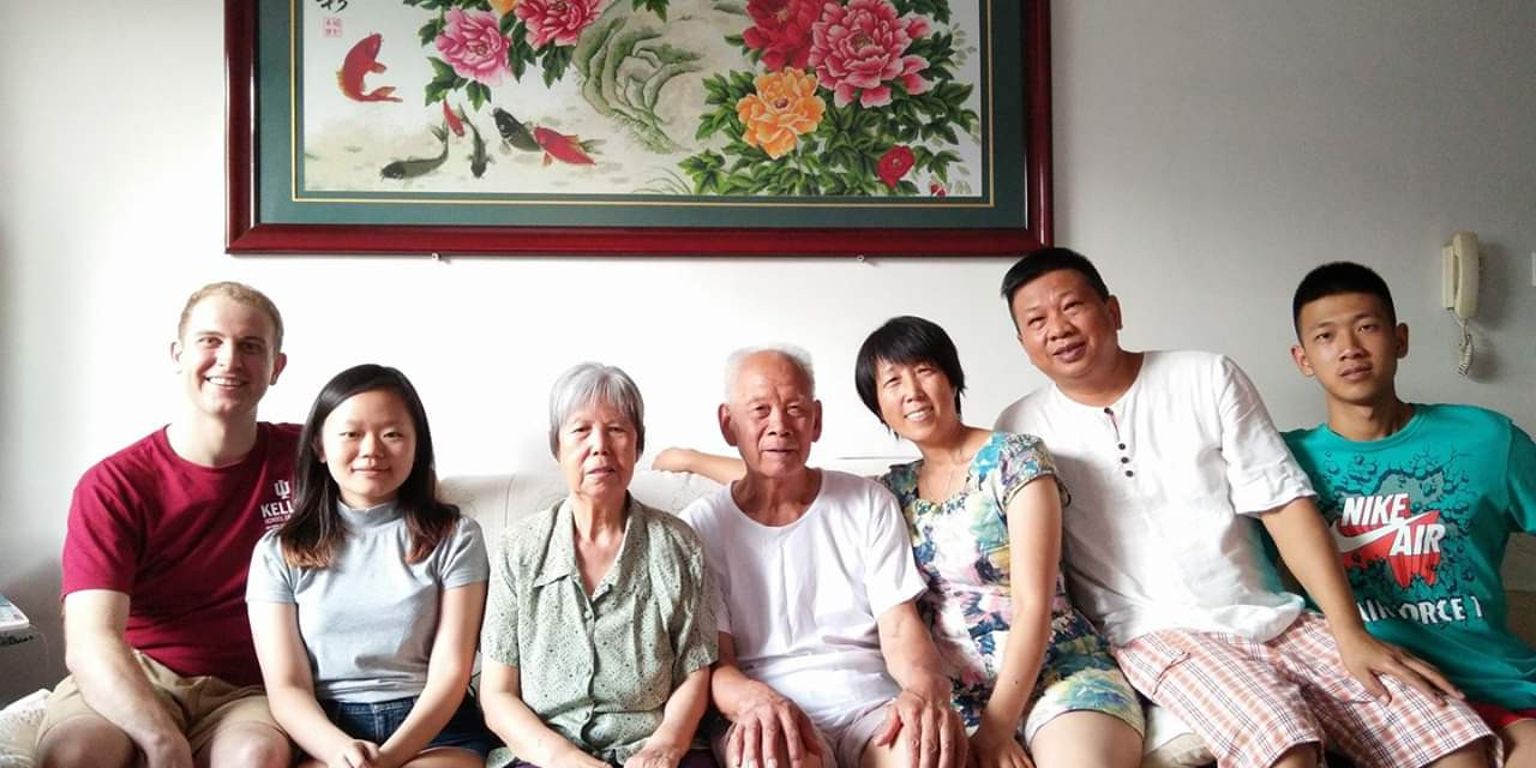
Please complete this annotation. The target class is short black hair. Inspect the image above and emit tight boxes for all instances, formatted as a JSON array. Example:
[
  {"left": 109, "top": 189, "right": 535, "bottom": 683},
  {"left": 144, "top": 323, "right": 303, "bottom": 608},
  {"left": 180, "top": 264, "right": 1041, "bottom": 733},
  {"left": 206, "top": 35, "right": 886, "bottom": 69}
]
[
  {"left": 1291, "top": 261, "right": 1397, "bottom": 336},
  {"left": 1000, "top": 248, "right": 1111, "bottom": 320},
  {"left": 854, "top": 316, "right": 966, "bottom": 423}
]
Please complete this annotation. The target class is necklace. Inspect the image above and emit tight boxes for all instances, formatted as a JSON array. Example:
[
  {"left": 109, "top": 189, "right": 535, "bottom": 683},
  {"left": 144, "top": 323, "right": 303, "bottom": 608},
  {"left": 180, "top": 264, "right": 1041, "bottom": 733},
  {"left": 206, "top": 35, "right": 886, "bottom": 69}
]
[{"left": 919, "top": 456, "right": 967, "bottom": 502}]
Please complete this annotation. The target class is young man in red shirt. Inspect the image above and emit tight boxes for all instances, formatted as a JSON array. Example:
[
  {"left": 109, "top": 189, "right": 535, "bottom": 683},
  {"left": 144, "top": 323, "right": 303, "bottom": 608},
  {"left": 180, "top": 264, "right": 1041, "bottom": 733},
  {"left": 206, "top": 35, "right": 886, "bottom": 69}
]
[{"left": 36, "top": 282, "right": 296, "bottom": 768}]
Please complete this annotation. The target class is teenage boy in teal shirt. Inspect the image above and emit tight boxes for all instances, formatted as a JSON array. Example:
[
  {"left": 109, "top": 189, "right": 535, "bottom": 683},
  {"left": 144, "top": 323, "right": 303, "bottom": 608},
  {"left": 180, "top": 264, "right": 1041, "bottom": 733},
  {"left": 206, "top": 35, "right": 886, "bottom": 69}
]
[{"left": 1286, "top": 261, "right": 1536, "bottom": 766}]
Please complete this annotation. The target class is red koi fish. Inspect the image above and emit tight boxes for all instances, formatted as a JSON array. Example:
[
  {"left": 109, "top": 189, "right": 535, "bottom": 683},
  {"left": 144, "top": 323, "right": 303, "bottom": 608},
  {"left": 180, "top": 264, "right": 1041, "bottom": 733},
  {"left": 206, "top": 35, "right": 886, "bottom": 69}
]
[
  {"left": 337, "top": 33, "right": 402, "bottom": 103},
  {"left": 533, "top": 126, "right": 599, "bottom": 166},
  {"left": 443, "top": 101, "right": 466, "bottom": 137}
]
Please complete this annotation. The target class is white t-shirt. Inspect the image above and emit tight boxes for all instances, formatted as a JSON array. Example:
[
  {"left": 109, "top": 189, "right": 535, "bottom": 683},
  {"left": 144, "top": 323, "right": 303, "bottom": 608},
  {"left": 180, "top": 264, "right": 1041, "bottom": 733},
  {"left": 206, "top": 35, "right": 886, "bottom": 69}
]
[
  {"left": 995, "top": 350, "right": 1312, "bottom": 645},
  {"left": 679, "top": 470, "right": 926, "bottom": 729}
]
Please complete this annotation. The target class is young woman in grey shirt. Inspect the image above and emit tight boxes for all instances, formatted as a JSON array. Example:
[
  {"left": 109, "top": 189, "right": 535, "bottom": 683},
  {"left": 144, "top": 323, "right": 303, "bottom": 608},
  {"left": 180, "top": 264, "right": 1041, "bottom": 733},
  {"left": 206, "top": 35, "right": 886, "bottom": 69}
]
[{"left": 248, "top": 364, "right": 494, "bottom": 768}]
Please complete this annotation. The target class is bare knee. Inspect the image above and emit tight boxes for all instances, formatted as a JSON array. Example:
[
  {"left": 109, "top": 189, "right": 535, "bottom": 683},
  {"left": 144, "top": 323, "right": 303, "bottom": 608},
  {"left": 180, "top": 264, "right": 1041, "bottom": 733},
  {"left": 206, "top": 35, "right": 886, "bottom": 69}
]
[
  {"left": 35, "top": 716, "right": 137, "bottom": 768},
  {"left": 196, "top": 723, "right": 292, "bottom": 768},
  {"left": 860, "top": 738, "right": 907, "bottom": 768},
  {"left": 399, "top": 749, "right": 488, "bottom": 767},
  {"left": 1028, "top": 711, "right": 1142, "bottom": 768},
  {"left": 1499, "top": 720, "right": 1536, "bottom": 768}
]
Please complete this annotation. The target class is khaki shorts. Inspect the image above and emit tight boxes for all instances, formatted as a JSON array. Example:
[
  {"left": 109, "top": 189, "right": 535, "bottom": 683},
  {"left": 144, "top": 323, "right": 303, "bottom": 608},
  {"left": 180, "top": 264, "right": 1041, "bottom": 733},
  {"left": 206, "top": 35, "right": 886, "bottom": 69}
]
[{"left": 38, "top": 650, "right": 280, "bottom": 753}]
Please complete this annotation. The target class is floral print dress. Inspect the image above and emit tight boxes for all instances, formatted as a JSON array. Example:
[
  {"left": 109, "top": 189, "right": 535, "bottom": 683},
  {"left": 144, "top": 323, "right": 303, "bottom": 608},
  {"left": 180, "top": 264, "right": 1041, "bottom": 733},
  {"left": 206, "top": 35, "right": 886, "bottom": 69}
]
[{"left": 879, "top": 431, "right": 1143, "bottom": 740}]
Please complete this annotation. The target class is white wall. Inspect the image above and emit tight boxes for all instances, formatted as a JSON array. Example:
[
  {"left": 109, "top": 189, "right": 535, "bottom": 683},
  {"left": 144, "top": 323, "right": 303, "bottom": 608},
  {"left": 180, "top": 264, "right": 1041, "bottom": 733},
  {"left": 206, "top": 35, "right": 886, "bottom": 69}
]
[{"left": 2, "top": 1, "right": 1532, "bottom": 701}]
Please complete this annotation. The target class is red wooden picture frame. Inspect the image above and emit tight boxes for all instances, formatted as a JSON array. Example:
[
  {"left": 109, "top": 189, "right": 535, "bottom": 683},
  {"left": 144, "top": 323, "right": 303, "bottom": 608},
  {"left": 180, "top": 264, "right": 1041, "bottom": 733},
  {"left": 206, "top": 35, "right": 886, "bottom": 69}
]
[{"left": 225, "top": 0, "right": 1051, "bottom": 256}]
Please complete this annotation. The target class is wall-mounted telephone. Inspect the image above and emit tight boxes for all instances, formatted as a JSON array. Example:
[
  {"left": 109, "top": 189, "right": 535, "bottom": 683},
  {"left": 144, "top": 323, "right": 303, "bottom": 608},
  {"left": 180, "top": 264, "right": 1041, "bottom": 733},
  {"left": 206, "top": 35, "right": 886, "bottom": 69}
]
[
  {"left": 1442, "top": 231, "right": 1480, "bottom": 320},
  {"left": 1441, "top": 231, "right": 1480, "bottom": 376}
]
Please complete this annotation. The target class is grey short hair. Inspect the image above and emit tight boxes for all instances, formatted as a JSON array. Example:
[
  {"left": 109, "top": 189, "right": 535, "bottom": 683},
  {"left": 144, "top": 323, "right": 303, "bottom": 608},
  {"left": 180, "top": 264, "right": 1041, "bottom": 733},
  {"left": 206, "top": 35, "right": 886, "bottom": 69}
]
[
  {"left": 548, "top": 362, "right": 646, "bottom": 458},
  {"left": 723, "top": 345, "right": 816, "bottom": 400}
]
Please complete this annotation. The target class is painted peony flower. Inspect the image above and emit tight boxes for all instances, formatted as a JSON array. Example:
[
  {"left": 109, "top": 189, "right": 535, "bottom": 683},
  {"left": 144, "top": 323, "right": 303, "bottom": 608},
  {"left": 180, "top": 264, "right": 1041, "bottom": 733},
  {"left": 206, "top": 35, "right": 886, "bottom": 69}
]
[
  {"left": 489, "top": 0, "right": 520, "bottom": 15},
  {"left": 436, "top": 9, "right": 511, "bottom": 85},
  {"left": 808, "top": 0, "right": 932, "bottom": 109},
  {"left": 736, "top": 69, "right": 826, "bottom": 159},
  {"left": 514, "top": 0, "right": 603, "bottom": 49},
  {"left": 877, "top": 145, "right": 914, "bottom": 189},
  {"left": 742, "top": 0, "right": 821, "bottom": 71}
]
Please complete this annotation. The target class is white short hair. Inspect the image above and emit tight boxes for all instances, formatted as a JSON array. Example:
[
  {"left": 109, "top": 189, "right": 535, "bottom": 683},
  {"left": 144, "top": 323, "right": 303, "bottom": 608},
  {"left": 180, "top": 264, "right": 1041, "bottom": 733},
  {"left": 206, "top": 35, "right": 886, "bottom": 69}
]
[
  {"left": 723, "top": 345, "right": 815, "bottom": 400},
  {"left": 547, "top": 362, "right": 645, "bottom": 458}
]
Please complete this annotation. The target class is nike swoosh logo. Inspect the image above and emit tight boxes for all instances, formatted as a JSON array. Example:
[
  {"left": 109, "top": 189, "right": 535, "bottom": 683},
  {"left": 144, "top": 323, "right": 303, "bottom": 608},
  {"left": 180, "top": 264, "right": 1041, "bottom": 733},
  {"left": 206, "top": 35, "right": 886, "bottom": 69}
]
[{"left": 1331, "top": 511, "right": 1437, "bottom": 553}]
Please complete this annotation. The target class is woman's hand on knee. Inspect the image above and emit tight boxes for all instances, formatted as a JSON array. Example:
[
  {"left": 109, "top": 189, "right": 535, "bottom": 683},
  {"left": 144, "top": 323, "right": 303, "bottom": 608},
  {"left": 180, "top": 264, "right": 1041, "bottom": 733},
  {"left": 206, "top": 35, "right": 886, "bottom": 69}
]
[
  {"left": 624, "top": 741, "right": 686, "bottom": 768},
  {"left": 968, "top": 725, "right": 1032, "bottom": 768},
  {"left": 328, "top": 740, "right": 381, "bottom": 768},
  {"left": 549, "top": 742, "right": 613, "bottom": 768}
]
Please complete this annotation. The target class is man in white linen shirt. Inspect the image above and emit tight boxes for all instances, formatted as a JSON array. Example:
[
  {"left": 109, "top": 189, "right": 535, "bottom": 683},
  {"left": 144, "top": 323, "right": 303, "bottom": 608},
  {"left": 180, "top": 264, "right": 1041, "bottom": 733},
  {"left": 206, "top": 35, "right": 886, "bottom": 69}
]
[
  {"left": 992, "top": 248, "right": 1495, "bottom": 768},
  {"left": 680, "top": 347, "right": 964, "bottom": 768}
]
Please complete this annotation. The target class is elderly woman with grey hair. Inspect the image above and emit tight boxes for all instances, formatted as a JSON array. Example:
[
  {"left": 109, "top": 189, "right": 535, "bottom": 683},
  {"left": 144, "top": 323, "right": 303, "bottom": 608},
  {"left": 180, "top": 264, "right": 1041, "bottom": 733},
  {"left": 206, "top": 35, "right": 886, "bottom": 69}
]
[{"left": 480, "top": 363, "right": 719, "bottom": 768}]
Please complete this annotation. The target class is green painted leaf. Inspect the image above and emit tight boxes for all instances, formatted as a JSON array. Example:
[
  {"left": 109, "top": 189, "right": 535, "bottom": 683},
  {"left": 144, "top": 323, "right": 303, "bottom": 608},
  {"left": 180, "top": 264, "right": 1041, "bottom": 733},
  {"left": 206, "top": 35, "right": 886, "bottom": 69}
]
[
  {"left": 466, "top": 81, "right": 489, "bottom": 111},
  {"left": 424, "top": 79, "right": 452, "bottom": 106},
  {"left": 429, "top": 57, "right": 456, "bottom": 81},
  {"left": 541, "top": 45, "right": 574, "bottom": 87},
  {"left": 633, "top": 0, "right": 670, "bottom": 22},
  {"left": 418, "top": 17, "right": 446, "bottom": 47}
]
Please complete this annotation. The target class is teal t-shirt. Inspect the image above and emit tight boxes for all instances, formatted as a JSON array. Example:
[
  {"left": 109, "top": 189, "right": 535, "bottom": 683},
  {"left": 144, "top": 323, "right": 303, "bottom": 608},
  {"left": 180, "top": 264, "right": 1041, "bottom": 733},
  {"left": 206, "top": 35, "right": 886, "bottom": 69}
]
[{"left": 1283, "top": 403, "right": 1536, "bottom": 709}]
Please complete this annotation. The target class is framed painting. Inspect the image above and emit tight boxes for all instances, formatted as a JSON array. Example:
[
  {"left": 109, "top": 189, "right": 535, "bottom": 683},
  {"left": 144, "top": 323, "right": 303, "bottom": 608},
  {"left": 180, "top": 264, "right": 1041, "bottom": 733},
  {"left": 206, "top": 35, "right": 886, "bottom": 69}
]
[{"left": 226, "top": 0, "right": 1051, "bottom": 256}]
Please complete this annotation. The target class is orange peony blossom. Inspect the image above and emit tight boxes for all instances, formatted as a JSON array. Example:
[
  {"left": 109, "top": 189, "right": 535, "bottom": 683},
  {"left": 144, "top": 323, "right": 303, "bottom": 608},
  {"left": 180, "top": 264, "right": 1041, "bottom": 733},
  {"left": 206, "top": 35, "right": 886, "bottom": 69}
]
[
  {"left": 736, "top": 69, "right": 825, "bottom": 159},
  {"left": 489, "top": 0, "right": 519, "bottom": 16}
]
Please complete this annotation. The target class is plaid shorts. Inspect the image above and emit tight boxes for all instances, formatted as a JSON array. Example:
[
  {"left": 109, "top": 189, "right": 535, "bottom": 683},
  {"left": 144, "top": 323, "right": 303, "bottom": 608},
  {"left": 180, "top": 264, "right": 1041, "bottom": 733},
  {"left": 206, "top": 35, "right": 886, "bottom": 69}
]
[{"left": 1114, "top": 613, "right": 1497, "bottom": 768}]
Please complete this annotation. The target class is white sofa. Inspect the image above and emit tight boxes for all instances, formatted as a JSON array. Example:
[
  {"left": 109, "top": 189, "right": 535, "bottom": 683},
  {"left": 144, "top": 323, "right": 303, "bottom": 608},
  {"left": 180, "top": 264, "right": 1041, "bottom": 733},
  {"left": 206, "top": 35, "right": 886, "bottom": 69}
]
[
  {"left": 0, "top": 463, "right": 1212, "bottom": 767},
  {"left": 45, "top": 461, "right": 1536, "bottom": 767},
  {"left": 441, "top": 466, "right": 1215, "bottom": 768}
]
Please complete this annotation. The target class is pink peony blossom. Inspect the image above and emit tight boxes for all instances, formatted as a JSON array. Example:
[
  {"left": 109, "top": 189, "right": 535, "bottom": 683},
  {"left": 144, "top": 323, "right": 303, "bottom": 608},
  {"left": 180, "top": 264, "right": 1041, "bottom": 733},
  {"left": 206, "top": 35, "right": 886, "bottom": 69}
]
[
  {"left": 742, "top": 0, "right": 822, "bottom": 71},
  {"left": 808, "top": 0, "right": 932, "bottom": 109},
  {"left": 514, "top": 0, "right": 603, "bottom": 49},
  {"left": 435, "top": 9, "right": 511, "bottom": 85}
]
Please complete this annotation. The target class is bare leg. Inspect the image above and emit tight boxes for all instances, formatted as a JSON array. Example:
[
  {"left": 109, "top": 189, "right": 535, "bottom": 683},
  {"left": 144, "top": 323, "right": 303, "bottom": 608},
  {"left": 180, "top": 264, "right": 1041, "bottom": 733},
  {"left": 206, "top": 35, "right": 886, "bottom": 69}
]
[
  {"left": 1028, "top": 711, "right": 1141, "bottom": 768},
  {"left": 401, "top": 748, "right": 488, "bottom": 767},
  {"left": 1422, "top": 738, "right": 1497, "bottom": 768},
  {"left": 1272, "top": 742, "right": 1322, "bottom": 768},
  {"left": 194, "top": 721, "right": 292, "bottom": 768},
  {"left": 1503, "top": 720, "right": 1536, "bottom": 768},
  {"left": 35, "top": 714, "right": 137, "bottom": 768},
  {"left": 860, "top": 734, "right": 913, "bottom": 768}
]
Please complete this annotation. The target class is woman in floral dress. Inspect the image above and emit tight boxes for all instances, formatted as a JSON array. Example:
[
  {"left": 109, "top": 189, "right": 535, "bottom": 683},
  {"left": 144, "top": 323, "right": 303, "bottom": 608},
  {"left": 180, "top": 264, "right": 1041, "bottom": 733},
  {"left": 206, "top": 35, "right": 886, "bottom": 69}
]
[{"left": 856, "top": 316, "right": 1142, "bottom": 768}]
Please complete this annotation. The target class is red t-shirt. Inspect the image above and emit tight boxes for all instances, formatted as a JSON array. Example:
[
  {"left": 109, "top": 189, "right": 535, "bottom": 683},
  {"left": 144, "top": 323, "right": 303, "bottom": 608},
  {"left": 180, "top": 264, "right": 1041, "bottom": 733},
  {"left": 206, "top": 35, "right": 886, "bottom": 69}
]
[{"left": 61, "top": 422, "right": 300, "bottom": 686}]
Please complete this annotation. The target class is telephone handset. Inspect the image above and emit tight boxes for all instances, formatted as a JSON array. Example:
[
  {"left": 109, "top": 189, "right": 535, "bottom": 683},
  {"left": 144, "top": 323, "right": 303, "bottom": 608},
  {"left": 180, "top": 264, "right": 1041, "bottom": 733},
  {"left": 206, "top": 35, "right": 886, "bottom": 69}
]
[
  {"left": 1442, "top": 231, "right": 1480, "bottom": 320},
  {"left": 1441, "top": 231, "right": 1480, "bottom": 376}
]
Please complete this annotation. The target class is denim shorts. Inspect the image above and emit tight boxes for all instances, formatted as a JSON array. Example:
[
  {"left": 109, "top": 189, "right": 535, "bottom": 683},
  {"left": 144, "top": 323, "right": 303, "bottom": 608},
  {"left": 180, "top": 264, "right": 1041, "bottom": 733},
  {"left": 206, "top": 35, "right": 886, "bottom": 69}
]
[{"left": 320, "top": 692, "right": 498, "bottom": 757}]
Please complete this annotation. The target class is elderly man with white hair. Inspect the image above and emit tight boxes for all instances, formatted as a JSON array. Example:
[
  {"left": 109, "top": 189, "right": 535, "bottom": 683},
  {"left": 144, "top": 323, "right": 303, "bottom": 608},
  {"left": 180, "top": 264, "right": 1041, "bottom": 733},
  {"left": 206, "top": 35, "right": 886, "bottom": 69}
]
[{"left": 680, "top": 347, "right": 965, "bottom": 768}]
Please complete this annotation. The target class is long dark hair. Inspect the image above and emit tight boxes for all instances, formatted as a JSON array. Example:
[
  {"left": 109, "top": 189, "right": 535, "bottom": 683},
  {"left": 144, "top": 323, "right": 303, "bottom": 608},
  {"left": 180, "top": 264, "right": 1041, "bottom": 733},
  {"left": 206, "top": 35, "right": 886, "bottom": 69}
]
[{"left": 279, "top": 364, "right": 458, "bottom": 568}]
